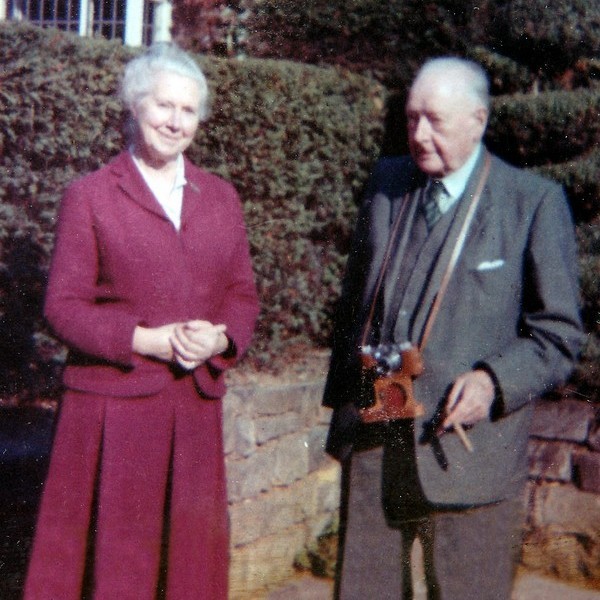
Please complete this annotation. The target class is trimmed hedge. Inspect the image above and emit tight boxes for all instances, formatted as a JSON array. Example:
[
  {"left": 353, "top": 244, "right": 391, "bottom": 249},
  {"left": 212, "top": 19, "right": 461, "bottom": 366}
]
[
  {"left": 177, "top": 0, "right": 474, "bottom": 88},
  {"left": 575, "top": 224, "right": 600, "bottom": 391},
  {"left": 1, "top": 17, "right": 599, "bottom": 399},
  {"left": 486, "top": 0, "right": 600, "bottom": 75},
  {"left": 0, "top": 23, "right": 385, "bottom": 398},
  {"left": 487, "top": 89, "right": 600, "bottom": 167},
  {"left": 536, "top": 151, "right": 600, "bottom": 223},
  {"left": 178, "top": 1, "right": 600, "bottom": 92},
  {"left": 186, "top": 57, "right": 385, "bottom": 361}
]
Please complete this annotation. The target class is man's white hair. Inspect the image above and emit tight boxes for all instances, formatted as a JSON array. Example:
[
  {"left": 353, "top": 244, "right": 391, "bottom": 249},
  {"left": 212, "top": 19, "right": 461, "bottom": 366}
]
[{"left": 413, "top": 57, "right": 490, "bottom": 110}]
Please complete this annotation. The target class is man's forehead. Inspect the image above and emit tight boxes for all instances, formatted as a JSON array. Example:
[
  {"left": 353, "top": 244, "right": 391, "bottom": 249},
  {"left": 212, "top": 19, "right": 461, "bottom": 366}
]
[
  {"left": 412, "top": 68, "right": 463, "bottom": 93},
  {"left": 407, "top": 72, "right": 473, "bottom": 111}
]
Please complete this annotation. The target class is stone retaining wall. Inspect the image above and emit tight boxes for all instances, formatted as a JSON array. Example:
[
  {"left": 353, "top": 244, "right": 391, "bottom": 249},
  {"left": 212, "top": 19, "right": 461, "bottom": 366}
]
[
  {"left": 524, "top": 396, "right": 600, "bottom": 585},
  {"left": 224, "top": 358, "right": 339, "bottom": 599},
  {"left": 224, "top": 361, "right": 600, "bottom": 598}
]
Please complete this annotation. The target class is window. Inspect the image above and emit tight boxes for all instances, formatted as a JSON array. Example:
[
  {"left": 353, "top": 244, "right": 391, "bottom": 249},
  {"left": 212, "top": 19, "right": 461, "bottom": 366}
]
[{"left": 5, "top": 0, "right": 157, "bottom": 45}]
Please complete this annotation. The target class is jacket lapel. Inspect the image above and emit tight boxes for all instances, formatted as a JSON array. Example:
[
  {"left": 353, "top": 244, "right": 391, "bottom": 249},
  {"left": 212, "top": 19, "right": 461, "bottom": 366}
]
[
  {"left": 406, "top": 151, "right": 492, "bottom": 346},
  {"left": 110, "top": 152, "right": 170, "bottom": 221},
  {"left": 179, "top": 157, "right": 206, "bottom": 226}
]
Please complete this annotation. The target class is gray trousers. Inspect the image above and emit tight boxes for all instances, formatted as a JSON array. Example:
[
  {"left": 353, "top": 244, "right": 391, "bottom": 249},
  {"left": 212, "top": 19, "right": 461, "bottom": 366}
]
[{"left": 336, "top": 442, "right": 524, "bottom": 600}]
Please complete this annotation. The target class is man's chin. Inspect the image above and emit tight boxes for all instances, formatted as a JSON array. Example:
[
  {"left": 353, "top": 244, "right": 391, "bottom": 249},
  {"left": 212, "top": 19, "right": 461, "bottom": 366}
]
[{"left": 415, "top": 157, "right": 444, "bottom": 178}]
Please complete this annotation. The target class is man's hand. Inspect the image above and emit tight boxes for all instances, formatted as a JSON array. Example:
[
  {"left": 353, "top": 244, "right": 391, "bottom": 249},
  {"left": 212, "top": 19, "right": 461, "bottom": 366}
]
[{"left": 442, "top": 369, "right": 495, "bottom": 431}]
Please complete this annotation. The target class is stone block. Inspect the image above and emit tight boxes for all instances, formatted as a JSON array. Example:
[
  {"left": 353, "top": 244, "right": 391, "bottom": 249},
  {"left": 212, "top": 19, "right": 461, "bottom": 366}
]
[
  {"left": 523, "top": 482, "right": 600, "bottom": 583},
  {"left": 307, "top": 425, "right": 330, "bottom": 472},
  {"left": 234, "top": 415, "right": 256, "bottom": 458},
  {"left": 230, "top": 491, "right": 303, "bottom": 547},
  {"left": 521, "top": 528, "right": 600, "bottom": 584},
  {"left": 589, "top": 421, "right": 600, "bottom": 452},
  {"left": 229, "top": 527, "right": 307, "bottom": 600},
  {"left": 315, "top": 464, "right": 342, "bottom": 513},
  {"left": 224, "top": 386, "right": 253, "bottom": 417},
  {"left": 296, "top": 382, "right": 327, "bottom": 426},
  {"left": 227, "top": 444, "right": 279, "bottom": 502},
  {"left": 223, "top": 424, "right": 236, "bottom": 457},
  {"left": 318, "top": 404, "right": 334, "bottom": 426},
  {"left": 527, "top": 439, "right": 573, "bottom": 482},
  {"left": 229, "top": 468, "right": 340, "bottom": 547},
  {"left": 530, "top": 399, "right": 594, "bottom": 442},
  {"left": 306, "top": 512, "right": 336, "bottom": 541},
  {"left": 574, "top": 450, "right": 600, "bottom": 494},
  {"left": 529, "top": 482, "right": 600, "bottom": 536},
  {"left": 294, "top": 467, "right": 336, "bottom": 518},
  {"left": 251, "top": 384, "right": 301, "bottom": 416},
  {"left": 273, "top": 434, "right": 310, "bottom": 486},
  {"left": 230, "top": 466, "right": 340, "bottom": 547},
  {"left": 255, "top": 413, "right": 301, "bottom": 445},
  {"left": 223, "top": 390, "right": 244, "bottom": 455}
]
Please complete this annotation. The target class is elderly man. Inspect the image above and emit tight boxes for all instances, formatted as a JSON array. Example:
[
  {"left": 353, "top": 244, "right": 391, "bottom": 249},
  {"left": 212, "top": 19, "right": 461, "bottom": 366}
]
[{"left": 323, "top": 57, "right": 583, "bottom": 599}]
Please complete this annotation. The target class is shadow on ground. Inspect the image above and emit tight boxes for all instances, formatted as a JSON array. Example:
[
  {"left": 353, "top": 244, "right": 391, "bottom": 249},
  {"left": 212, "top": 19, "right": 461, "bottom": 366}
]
[{"left": 0, "top": 407, "right": 55, "bottom": 599}]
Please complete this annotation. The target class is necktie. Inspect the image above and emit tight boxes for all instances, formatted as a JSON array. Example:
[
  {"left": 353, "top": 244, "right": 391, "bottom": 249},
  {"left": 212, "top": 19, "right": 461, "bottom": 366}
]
[{"left": 422, "top": 179, "right": 445, "bottom": 230}]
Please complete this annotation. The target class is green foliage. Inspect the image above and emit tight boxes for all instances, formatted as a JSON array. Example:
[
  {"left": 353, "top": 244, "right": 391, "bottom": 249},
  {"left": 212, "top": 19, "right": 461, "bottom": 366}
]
[
  {"left": 486, "top": 0, "right": 600, "bottom": 74},
  {"left": 578, "top": 224, "right": 600, "bottom": 337},
  {"left": 536, "top": 151, "right": 600, "bottom": 223},
  {"left": 466, "top": 47, "right": 539, "bottom": 95},
  {"left": 0, "top": 23, "right": 385, "bottom": 396},
  {"left": 487, "top": 88, "right": 600, "bottom": 165},
  {"left": 294, "top": 515, "right": 338, "bottom": 578},
  {"left": 231, "top": 0, "right": 479, "bottom": 88},
  {"left": 235, "top": 0, "right": 600, "bottom": 92},
  {"left": 0, "top": 27, "right": 137, "bottom": 400},
  {"left": 185, "top": 57, "right": 385, "bottom": 362},
  {"left": 574, "top": 224, "right": 600, "bottom": 392},
  {"left": 2, "top": 5, "right": 600, "bottom": 398}
]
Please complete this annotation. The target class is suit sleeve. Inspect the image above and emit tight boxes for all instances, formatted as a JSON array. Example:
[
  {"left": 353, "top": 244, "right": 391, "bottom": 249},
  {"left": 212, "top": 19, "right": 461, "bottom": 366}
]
[
  {"left": 205, "top": 191, "right": 260, "bottom": 373},
  {"left": 322, "top": 192, "right": 379, "bottom": 459},
  {"left": 44, "top": 182, "right": 140, "bottom": 367},
  {"left": 481, "top": 186, "right": 584, "bottom": 414},
  {"left": 323, "top": 189, "right": 380, "bottom": 407}
]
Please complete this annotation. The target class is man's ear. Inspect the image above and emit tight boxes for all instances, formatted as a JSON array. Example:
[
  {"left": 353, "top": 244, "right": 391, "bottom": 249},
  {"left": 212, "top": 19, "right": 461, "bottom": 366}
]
[{"left": 474, "top": 106, "right": 488, "bottom": 132}]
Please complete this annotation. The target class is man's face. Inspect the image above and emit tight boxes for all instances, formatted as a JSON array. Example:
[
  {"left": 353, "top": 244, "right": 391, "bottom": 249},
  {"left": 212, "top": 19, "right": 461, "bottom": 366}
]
[{"left": 406, "top": 72, "right": 487, "bottom": 178}]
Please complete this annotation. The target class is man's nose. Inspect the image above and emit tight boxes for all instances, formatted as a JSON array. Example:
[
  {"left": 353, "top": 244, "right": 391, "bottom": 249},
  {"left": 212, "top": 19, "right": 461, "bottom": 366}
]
[{"left": 412, "top": 116, "right": 430, "bottom": 142}]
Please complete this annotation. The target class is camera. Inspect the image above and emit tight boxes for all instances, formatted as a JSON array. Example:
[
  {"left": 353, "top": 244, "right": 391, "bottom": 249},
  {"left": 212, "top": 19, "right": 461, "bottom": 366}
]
[
  {"left": 362, "top": 342, "right": 410, "bottom": 375},
  {"left": 358, "top": 343, "right": 425, "bottom": 422}
]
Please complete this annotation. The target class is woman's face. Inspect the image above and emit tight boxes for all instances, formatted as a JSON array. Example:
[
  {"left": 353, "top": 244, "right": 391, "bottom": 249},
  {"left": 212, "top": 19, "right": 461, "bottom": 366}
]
[{"left": 132, "top": 70, "right": 202, "bottom": 166}]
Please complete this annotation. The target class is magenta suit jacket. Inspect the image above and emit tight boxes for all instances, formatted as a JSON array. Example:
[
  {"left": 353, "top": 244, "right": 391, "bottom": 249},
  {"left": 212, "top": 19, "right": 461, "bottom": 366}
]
[{"left": 45, "top": 151, "right": 259, "bottom": 399}]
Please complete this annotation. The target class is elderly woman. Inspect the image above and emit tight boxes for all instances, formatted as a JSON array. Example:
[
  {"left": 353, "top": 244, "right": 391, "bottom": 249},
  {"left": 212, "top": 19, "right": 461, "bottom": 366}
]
[{"left": 24, "top": 44, "right": 259, "bottom": 599}]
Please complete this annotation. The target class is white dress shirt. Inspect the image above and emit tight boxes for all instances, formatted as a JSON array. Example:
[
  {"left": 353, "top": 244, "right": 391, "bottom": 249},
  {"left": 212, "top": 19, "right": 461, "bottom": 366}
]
[
  {"left": 131, "top": 152, "right": 187, "bottom": 231},
  {"left": 431, "top": 143, "right": 483, "bottom": 214}
]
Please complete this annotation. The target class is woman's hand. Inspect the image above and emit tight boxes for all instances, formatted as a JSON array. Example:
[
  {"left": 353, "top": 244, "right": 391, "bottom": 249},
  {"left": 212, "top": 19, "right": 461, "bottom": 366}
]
[
  {"left": 170, "top": 320, "right": 228, "bottom": 371},
  {"left": 132, "top": 324, "right": 178, "bottom": 362}
]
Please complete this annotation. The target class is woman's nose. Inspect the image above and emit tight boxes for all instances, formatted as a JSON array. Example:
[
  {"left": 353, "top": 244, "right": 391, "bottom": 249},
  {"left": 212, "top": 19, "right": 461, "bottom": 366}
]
[{"left": 167, "top": 109, "right": 182, "bottom": 129}]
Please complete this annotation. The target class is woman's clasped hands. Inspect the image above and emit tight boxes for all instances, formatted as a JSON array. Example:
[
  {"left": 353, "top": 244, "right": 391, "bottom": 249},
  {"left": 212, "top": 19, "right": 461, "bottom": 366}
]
[
  {"left": 170, "top": 320, "right": 228, "bottom": 370},
  {"left": 133, "top": 320, "right": 228, "bottom": 370}
]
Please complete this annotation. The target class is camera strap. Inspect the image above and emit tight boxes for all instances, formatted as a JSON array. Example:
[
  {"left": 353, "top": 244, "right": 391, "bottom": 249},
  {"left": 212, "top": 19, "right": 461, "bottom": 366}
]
[
  {"left": 361, "top": 151, "right": 492, "bottom": 353},
  {"left": 360, "top": 190, "right": 414, "bottom": 348}
]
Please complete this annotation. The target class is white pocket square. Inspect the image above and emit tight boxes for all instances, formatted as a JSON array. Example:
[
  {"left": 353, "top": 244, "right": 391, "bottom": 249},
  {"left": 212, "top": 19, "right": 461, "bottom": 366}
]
[{"left": 476, "top": 259, "right": 505, "bottom": 271}]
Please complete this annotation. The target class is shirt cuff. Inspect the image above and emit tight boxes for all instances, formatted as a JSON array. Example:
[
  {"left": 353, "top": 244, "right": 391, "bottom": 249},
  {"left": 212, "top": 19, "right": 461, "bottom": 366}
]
[
  {"left": 206, "top": 335, "right": 238, "bottom": 372},
  {"left": 473, "top": 361, "right": 504, "bottom": 421}
]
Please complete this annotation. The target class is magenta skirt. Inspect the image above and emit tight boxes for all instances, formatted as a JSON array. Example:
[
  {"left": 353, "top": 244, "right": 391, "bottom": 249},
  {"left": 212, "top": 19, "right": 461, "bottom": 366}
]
[{"left": 24, "top": 375, "right": 229, "bottom": 600}]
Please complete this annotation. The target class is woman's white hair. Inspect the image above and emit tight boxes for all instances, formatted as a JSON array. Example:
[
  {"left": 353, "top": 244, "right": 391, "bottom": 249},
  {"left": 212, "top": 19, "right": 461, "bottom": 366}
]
[{"left": 121, "top": 43, "right": 210, "bottom": 121}]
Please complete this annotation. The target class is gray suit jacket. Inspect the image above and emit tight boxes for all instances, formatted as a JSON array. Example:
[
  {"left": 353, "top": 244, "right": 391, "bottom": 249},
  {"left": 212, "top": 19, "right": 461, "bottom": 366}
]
[{"left": 324, "top": 150, "right": 584, "bottom": 505}]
